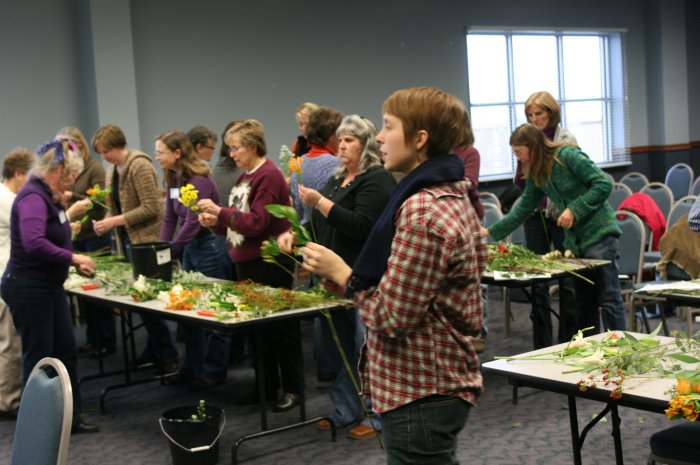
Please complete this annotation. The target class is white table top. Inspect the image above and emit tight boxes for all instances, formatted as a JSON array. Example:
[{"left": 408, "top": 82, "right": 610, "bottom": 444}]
[{"left": 482, "top": 332, "right": 678, "bottom": 409}]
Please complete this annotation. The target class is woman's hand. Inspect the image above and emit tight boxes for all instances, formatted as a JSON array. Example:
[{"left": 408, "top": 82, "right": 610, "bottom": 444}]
[
  {"left": 320, "top": 279, "right": 346, "bottom": 298},
  {"left": 197, "top": 199, "right": 222, "bottom": 217},
  {"left": 72, "top": 253, "right": 96, "bottom": 277},
  {"left": 277, "top": 231, "right": 295, "bottom": 254},
  {"left": 70, "top": 222, "right": 82, "bottom": 237},
  {"left": 67, "top": 198, "right": 92, "bottom": 221},
  {"left": 556, "top": 208, "right": 575, "bottom": 229},
  {"left": 199, "top": 212, "right": 218, "bottom": 227},
  {"left": 481, "top": 227, "right": 490, "bottom": 237},
  {"left": 299, "top": 242, "right": 352, "bottom": 287},
  {"left": 93, "top": 216, "right": 115, "bottom": 236},
  {"left": 298, "top": 185, "right": 322, "bottom": 207}
]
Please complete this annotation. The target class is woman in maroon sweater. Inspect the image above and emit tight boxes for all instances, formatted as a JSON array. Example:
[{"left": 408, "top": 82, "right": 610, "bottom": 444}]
[{"left": 198, "top": 120, "right": 301, "bottom": 412}]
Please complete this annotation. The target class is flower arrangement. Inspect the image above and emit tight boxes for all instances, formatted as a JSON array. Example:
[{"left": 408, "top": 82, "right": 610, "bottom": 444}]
[
  {"left": 487, "top": 242, "right": 593, "bottom": 284},
  {"left": 178, "top": 183, "right": 199, "bottom": 212},
  {"left": 496, "top": 324, "right": 700, "bottom": 402},
  {"left": 85, "top": 183, "right": 110, "bottom": 209},
  {"left": 260, "top": 204, "right": 313, "bottom": 278},
  {"left": 157, "top": 284, "right": 202, "bottom": 310},
  {"left": 279, "top": 145, "right": 294, "bottom": 177},
  {"left": 288, "top": 156, "right": 303, "bottom": 184},
  {"left": 665, "top": 378, "right": 700, "bottom": 421},
  {"left": 190, "top": 400, "right": 208, "bottom": 422}
]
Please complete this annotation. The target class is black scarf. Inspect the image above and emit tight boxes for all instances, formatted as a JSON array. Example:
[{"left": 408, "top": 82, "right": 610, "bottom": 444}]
[{"left": 346, "top": 154, "right": 465, "bottom": 295}]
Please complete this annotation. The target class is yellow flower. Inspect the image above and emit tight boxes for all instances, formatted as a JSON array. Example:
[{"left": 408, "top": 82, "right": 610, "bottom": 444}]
[{"left": 178, "top": 183, "right": 200, "bottom": 211}]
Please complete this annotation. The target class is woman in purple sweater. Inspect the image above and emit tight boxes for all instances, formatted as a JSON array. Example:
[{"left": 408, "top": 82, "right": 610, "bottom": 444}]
[
  {"left": 1, "top": 139, "right": 99, "bottom": 433},
  {"left": 156, "top": 130, "right": 231, "bottom": 389},
  {"left": 198, "top": 120, "right": 301, "bottom": 412}
]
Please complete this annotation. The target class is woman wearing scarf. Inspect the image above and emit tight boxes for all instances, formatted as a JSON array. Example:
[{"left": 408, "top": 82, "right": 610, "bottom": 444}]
[{"left": 300, "top": 87, "right": 486, "bottom": 464}]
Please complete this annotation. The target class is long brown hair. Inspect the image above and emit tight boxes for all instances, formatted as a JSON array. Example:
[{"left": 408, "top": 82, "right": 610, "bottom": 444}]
[
  {"left": 156, "top": 129, "right": 210, "bottom": 187},
  {"left": 510, "top": 123, "right": 563, "bottom": 188}
]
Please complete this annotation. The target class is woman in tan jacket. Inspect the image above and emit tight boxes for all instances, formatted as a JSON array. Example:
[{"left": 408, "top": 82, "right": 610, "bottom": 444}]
[{"left": 92, "top": 124, "right": 179, "bottom": 372}]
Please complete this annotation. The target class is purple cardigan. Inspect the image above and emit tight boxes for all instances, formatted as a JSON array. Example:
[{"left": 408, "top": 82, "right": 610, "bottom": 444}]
[
  {"left": 7, "top": 175, "right": 73, "bottom": 284},
  {"left": 159, "top": 175, "right": 221, "bottom": 256}
]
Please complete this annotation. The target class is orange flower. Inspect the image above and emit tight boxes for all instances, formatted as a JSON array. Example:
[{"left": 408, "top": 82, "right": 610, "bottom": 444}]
[
  {"left": 288, "top": 157, "right": 302, "bottom": 173},
  {"left": 678, "top": 378, "right": 692, "bottom": 395}
]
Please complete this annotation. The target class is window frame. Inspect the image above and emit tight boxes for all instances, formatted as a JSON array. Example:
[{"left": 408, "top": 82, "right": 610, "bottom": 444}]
[{"left": 465, "top": 27, "right": 630, "bottom": 182}]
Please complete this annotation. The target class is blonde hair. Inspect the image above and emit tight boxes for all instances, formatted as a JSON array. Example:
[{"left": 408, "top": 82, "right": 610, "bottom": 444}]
[
  {"left": 36, "top": 139, "right": 84, "bottom": 181},
  {"left": 56, "top": 126, "right": 91, "bottom": 163},
  {"left": 524, "top": 91, "right": 561, "bottom": 129},
  {"left": 296, "top": 102, "right": 319, "bottom": 120},
  {"left": 225, "top": 120, "right": 267, "bottom": 157}
]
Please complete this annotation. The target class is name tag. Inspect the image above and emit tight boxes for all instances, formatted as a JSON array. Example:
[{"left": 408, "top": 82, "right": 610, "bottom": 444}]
[
  {"left": 170, "top": 188, "right": 180, "bottom": 199},
  {"left": 59, "top": 210, "right": 67, "bottom": 223}
]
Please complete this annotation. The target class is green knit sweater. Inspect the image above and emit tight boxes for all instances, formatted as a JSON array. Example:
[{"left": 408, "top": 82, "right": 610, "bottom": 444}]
[{"left": 490, "top": 145, "right": 620, "bottom": 255}]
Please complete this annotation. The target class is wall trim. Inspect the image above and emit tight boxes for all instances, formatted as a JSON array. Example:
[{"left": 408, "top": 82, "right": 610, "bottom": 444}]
[{"left": 631, "top": 141, "right": 699, "bottom": 154}]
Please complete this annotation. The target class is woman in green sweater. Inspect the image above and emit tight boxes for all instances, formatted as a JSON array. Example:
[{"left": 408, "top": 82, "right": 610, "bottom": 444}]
[{"left": 486, "top": 123, "right": 626, "bottom": 335}]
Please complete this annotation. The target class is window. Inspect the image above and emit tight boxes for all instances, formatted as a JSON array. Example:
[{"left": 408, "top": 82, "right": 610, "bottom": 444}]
[{"left": 466, "top": 28, "right": 630, "bottom": 180}]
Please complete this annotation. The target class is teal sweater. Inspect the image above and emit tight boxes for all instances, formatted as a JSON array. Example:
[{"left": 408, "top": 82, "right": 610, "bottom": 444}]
[{"left": 490, "top": 145, "right": 620, "bottom": 255}]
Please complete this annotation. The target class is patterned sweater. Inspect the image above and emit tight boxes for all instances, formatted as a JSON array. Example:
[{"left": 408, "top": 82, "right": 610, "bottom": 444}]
[
  {"left": 356, "top": 180, "right": 486, "bottom": 413},
  {"left": 490, "top": 145, "right": 620, "bottom": 255}
]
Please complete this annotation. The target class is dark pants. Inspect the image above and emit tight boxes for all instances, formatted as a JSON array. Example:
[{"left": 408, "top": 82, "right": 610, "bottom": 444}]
[
  {"left": 74, "top": 234, "right": 116, "bottom": 349},
  {"left": 236, "top": 256, "right": 299, "bottom": 394},
  {"left": 522, "top": 210, "right": 576, "bottom": 347},
  {"left": 1, "top": 272, "right": 83, "bottom": 426},
  {"left": 382, "top": 395, "right": 470, "bottom": 465},
  {"left": 180, "top": 233, "right": 231, "bottom": 382}
]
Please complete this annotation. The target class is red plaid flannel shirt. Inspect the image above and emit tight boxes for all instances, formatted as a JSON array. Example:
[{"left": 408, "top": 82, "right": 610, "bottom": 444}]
[{"left": 356, "top": 180, "right": 487, "bottom": 413}]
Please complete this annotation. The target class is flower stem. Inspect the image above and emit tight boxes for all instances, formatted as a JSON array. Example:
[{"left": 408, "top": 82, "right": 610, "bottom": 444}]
[{"left": 320, "top": 308, "right": 383, "bottom": 449}]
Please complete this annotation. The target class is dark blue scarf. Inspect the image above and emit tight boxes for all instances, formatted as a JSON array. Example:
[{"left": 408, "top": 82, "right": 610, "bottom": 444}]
[{"left": 346, "top": 154, "right": 465, "bottom": 295}]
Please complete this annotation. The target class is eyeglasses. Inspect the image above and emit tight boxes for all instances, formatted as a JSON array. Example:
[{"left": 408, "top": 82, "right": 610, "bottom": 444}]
[
  {"left": 228, "top": 146, "right": 241, "bottom": 154},
  {"left": 154, "top": 150, "right": 170, "bottom": 157}
]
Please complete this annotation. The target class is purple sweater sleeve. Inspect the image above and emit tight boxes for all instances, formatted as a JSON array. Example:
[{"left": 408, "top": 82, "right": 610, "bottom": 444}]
[
  {"left": 162, "top": 176, "right": 219, "bottom": 256},
  {"left": 17, "top": 194, "right": 72, "bottom": 264}
]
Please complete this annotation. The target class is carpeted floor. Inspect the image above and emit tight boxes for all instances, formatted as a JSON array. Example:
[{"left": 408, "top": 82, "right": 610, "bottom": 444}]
[{"left": 0, "top": 288, "right": 689, "bottom": 465}]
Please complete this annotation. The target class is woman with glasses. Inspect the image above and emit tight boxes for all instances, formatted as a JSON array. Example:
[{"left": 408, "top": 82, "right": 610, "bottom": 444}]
[{"left": 198, "top": 120, "right": 301, "bottom": 412}]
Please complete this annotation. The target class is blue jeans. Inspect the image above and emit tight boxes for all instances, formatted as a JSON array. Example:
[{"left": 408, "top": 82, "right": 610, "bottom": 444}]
[
  {"left": 320, "top": 308, "right": 361, "bottom": 427},
  {"left": 74, "top": 234, "right": 116, "bottom": 349},
  {"left": 180, "top": 233, "right": 231, "bottom": 382},
  {"left": 382, "top": 395, "right": 470, "bottom": 465},
  {"left": 575, "top": 235, "right": 627, "bottom": 333},
  {"left": 1, "top": 272, "right": 84, "bottom": 425}
]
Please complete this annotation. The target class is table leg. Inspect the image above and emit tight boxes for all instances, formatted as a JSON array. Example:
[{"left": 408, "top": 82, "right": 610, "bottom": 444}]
[{"left": 567, "top": 395, "right": 583, "bottom": 465}]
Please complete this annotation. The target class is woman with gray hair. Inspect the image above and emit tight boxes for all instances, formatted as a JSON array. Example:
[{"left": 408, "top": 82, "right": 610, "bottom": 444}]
[
  {"left": 1, "top": 139, "right": 99, "bottom": 432},
  {"left": 280, "top": 114, "right": 396, "bottom": 435}
]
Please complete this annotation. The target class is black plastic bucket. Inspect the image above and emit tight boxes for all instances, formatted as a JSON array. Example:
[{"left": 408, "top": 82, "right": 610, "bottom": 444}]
[
  {"left": 159, "top": 405, "right": 225, "bottom": 465},
  {"left": 128, "top": 241, "right": 173, "bottom": 281}
]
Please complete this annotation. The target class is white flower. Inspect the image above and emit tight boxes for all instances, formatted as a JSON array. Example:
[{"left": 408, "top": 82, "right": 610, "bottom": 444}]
[
  {"left": 580, "top": 349, "right": 605, "bottom": 366},
  {"left": 569, "top": 331, "right": 592, "bottom": 348},
  {"left": 157, "top": 291, "right": 170, "bottom": 304},
  {"left": 133, "top": 275, "right": 149, "bottom": 292}
]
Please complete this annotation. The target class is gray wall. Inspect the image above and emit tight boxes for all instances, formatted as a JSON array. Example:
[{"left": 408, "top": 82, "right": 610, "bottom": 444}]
[{"left": 0, "top": 0, "right": 696, "bottom": 169}]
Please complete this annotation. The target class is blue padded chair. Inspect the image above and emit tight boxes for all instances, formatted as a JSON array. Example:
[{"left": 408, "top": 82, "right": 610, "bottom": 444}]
[
  {"left": 608, "top": 182, "right": 633, "bottom": 211},
  {"left": 615, "top": 210, "right": 648, "bottom": 329},
  {"left": 648, "top": 421, "right": 700, "bottom": 465},
  {"left": 665, "top": 162, "right": 694, "bottom": 201},
  {"left": 641, "top": 182, "right": 675, "bottom": 221},
  {"left": 479, "top": 191, "right": 501, "bottom": 210},
  {"left": 691, "top": 176, "right": 700, "bottom": 197},
  {"left": 620, "top": 171, "right": 650, "bottom": 193},
  {"left": 11, "top": 357, "right": 73, "bottom": 465}
]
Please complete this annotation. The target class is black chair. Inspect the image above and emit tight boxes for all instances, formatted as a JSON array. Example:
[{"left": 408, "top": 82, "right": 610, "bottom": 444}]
[{"left": 648, "top": 421, "right": 700, "bottom": 465}]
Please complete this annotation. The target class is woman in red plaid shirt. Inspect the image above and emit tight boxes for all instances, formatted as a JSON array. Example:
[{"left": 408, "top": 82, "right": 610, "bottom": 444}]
[{"left": 301, "top": 87, "right": 487, "bottom": 465}]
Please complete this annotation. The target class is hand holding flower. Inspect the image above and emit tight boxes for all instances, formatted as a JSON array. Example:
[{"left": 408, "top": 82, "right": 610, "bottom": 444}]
[
  {"left": 277, "top": 231, "right": 295, "bottom": 254},
  {"left": 197, "top": 199, "right": 222, "bottom": 217},
  {"left": 299, "top": 242, "right": 352, "bottom": 287},
  {"left": 199, "top": 211, "right": 218, "bottom": 227},
  {"left": 67, "top": 198, "right": 92, "bottom": 221},
  {"left": 298, "top": 185, "right": 322, "bottom": 207}
]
